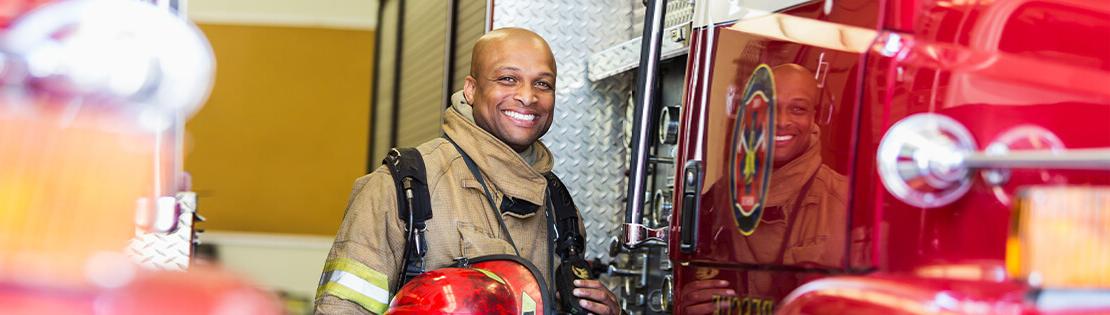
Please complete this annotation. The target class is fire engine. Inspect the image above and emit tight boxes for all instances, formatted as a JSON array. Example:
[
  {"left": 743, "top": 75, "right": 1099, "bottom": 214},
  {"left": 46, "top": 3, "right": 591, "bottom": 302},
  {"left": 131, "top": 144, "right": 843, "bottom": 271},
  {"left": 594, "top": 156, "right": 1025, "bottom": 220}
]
[
  {"left": 377, "top": 0, "right": 1107, "bottom": 313},
  {"left": 610, "top": 0, "right": 1110, "bottom": 314},
  {"left": 3, "top": 0, "right": 1107, "bottom": 314}
]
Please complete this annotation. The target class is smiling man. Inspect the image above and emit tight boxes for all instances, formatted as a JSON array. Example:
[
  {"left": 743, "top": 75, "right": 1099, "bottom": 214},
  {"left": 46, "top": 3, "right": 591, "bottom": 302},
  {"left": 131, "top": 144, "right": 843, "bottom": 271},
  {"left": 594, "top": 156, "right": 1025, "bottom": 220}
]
[
  {"left": 465, "top": 28, "right": 556, "bottom": 153},
  {"left": 315, "top": 28, "right": 620, "bottom": 315},
  {"left": 722, "top": 63, "right": 851, "bottom": 302}
]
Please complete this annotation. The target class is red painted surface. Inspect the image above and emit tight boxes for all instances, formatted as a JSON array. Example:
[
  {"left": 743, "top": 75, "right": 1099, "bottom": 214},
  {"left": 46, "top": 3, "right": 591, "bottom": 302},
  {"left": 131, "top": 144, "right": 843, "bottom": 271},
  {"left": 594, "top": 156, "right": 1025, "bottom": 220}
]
[
  {"left": 0, "top": 267, "right": 281, "bottom": 315},
  {"left": 0, "top": 0, "right": 50, "bottom": 27},
  {"left": 669, "top": 0, "right": 1110, "bottom": 314},
  {"left": 387, "top": 267, "right": 519, "bottom": 315},
  {"left": 779, "top": 275, "right": 1030, "bottom": 315},
  {"left": 472, "top": 259, "right": 548, "bottom": 314}
]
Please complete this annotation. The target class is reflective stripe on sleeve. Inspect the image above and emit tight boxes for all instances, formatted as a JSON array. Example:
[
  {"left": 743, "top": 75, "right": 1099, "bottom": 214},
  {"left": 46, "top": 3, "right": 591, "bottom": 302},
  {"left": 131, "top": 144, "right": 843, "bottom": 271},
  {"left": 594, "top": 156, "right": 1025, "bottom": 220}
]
[{"left": 317, "top": 257, "right": 390, "bottom": 314}]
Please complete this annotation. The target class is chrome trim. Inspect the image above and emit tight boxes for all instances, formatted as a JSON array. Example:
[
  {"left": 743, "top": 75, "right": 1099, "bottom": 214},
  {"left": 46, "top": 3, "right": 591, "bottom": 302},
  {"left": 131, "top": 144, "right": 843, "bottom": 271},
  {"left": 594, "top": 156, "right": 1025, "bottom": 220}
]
[
  {"left": 877, "top": 113, "right": 976, "bottom": 208},
  {"left": 658, "top": 105, "right": 680, "bottom": 145},
  {"left": 1036, "top": 289, "right": 1110, "bottom": 311},
  {"left": 621, "top": 223, "right": 669, "bottom": 248},
  {"left": 965, "top": 148, "right": 1110, "bottom": 170},
  {"left": 623, "top": 0, "right": 667, "bottom": 249}
]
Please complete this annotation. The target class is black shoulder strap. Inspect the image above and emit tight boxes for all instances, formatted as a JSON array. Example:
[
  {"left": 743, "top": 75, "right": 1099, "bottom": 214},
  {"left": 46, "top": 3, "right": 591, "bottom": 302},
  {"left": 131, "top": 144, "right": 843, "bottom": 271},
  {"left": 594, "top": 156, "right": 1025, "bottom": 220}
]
[
  {"left": 382, "top": 147, "right": 432, "bottom": 294},
  {"left": 543, "top": 172, "right": 584, "bottom": 258}
]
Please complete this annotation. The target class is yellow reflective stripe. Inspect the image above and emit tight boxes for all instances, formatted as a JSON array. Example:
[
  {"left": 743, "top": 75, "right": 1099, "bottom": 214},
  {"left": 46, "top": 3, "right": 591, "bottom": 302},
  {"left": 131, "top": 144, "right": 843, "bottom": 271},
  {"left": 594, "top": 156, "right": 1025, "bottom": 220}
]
[
  {"left": 317, "top": 271, "right": 390, "bottom": 312},
  {"left": 472, "top": 268, "right": 507, "bottom": 285},
  {"left": 318, "top": 278, "right": 389, "bottom": 314},
  {"left": 322, "top": 257, "right": 389, "bottom": 288},
  {"left": 317, "top": 258, "right": 390, "bottom": 314}
]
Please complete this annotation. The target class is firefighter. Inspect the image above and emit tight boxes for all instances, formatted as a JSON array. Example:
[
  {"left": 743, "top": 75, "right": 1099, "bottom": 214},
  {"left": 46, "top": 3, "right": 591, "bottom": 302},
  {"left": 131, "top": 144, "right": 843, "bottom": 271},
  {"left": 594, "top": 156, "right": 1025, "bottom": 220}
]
[
  {"left": 759, "top": 63, "right": 849, "bottom": 269},
  {"left": 680, "top": 64, "right": 852, "bottom": 314},
  {"left": 315, "top": 28, "right": 620, "bottom": 315},
  {"left": 737, "top": 63, "right": 850, "bottom": 298}
]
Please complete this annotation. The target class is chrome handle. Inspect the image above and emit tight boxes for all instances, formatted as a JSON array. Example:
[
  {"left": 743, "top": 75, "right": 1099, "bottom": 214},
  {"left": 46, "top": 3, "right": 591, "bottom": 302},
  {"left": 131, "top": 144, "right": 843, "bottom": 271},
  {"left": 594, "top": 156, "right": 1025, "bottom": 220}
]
[
  {"left": 621, "top": 223, "right": 669, "bottom": 248},
  {"left": 608, "top": 264, "right": 642, "bottom": 277},
  {"left": 964, "top": 148, "right": 1110, "bottom": 170},
  {"left": 878, "top": 113, "right": 1109, "bottom": 208}
]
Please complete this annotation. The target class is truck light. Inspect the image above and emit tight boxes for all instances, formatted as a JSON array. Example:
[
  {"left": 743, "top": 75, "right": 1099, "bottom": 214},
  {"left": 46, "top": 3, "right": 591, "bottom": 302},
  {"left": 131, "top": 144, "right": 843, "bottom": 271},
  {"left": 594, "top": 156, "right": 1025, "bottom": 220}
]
[
  {"left": 877, "top": 113, "right": 976, "bottom": 208},
  {"left": 1007, "top": 187, "right": 1109, "bottom": 288}
]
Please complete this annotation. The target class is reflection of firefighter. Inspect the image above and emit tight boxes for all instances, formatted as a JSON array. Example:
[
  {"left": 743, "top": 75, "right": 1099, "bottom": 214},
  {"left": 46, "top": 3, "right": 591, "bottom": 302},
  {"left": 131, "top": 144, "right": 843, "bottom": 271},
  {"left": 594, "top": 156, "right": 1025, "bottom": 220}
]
[
  {"left": 316, "top": 28, "right": 619, "bottom": 315},
  {"left": 0, "top": 1, "right": 280, "bottom": 314},
  {"left": 683, "top": 64, "right": 851, "bottom": 314},
  {"left": 737, "top": 63, "right": 849, "bottom": 296}
]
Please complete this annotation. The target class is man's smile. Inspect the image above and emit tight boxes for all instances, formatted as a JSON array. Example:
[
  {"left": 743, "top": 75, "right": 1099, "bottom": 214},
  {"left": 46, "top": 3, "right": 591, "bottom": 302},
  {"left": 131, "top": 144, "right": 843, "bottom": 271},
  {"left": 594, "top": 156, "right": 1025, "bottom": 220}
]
[
  {"left": 774, "top": 134, "right": 795, "bottom": 147},
  {"left": 502, "top": 109, "right": 538, "bottom": 127}
]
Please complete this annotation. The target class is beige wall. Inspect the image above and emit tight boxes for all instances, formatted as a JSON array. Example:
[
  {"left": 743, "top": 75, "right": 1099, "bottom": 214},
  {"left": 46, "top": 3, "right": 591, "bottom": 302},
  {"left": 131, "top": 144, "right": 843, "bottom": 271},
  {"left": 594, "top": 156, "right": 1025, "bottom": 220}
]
[
  {"left": 184, "top": 24, "right": 374, "bottom": 235},
  {"left": 189, "top": 0, "right": 377, "bottom": 30}
]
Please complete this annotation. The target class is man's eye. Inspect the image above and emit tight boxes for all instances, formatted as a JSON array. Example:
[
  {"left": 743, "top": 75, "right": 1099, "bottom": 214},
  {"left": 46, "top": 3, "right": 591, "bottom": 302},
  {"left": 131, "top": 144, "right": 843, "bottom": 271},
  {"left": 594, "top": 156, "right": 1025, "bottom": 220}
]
[
  {"left": 535, "top": 81, "right": 553, "bottom": 90},
  {"left": 498, "top": 77, "right": 517, "bottom": 83},
  {"left": 790, "top": 104, "right": 810, "bottom": 114}
]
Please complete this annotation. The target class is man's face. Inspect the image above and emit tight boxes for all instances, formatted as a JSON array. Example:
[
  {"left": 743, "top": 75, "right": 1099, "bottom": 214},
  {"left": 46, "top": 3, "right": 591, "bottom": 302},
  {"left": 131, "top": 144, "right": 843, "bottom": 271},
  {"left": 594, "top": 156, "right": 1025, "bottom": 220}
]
[
  {"left": 772, "top": 65, "right": 819, "bottom": 168},
  {"left": 464, "top": 35, "right": 556, "bottom": 152}
]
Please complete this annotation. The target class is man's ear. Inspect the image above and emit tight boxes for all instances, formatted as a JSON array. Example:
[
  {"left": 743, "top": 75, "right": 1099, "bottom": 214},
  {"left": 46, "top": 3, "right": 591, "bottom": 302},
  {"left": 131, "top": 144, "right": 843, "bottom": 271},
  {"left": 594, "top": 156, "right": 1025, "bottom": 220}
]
[{"left": 463, "top": 76, "right": 476, "bottom": 104}]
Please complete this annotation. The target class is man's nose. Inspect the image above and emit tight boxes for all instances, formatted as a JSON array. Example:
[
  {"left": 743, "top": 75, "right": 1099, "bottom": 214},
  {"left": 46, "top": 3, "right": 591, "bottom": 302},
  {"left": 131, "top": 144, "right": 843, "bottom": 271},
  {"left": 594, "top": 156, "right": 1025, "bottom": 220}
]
[
  {"left": 774, "top": 104, "right": 789, "bottom": 127},
  {"left": 513, "top": 84, "right": 537, "bottom": 107}
]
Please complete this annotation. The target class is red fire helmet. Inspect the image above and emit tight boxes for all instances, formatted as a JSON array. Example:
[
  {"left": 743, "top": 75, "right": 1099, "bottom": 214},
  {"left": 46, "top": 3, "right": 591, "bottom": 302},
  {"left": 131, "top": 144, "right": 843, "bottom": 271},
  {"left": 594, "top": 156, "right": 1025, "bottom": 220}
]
[{"left": 386, "top": 256, "right": 551, "bottom": 315}]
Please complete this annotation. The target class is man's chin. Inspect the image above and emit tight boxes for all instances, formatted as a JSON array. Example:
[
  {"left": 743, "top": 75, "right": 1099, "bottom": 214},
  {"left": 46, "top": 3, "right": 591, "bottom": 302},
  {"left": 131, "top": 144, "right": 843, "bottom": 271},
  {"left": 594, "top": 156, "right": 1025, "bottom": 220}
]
[
  {"left": 771, "top": 155, "right": 793, "bottom": 169},
  {"left": 494, "top": 135, "right": 538, "bottom": 152}
]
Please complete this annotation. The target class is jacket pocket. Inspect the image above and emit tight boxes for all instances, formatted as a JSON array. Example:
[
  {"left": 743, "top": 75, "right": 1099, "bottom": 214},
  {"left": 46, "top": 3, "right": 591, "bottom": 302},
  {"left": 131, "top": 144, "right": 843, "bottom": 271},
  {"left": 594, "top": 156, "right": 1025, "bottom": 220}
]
[
  {"left": 457, "top": 221, "right": 515, "bottom": 258},
  {"left": 785, "top": 237, "right": 841, "bottom": 268}
]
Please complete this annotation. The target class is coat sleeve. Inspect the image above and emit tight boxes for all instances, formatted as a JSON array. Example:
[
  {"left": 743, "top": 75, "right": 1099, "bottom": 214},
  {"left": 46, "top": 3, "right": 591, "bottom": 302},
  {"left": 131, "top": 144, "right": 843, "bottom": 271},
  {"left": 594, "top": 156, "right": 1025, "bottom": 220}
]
[{"left": 315, "top": 169, "right": 406, "bottom": 315}]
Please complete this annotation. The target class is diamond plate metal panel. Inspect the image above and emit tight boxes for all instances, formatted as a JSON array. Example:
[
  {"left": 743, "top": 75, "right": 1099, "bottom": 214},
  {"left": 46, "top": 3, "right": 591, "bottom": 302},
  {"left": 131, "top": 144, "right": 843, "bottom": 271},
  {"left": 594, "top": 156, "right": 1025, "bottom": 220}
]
[
  {"left": 633, "top": 0, "right": 694, "bottom": 39},
  {"left": 665, "top": 0, "right": 694, "bottom": 29},
  {"left": 492, "top": 0, "right": 635, "bottom": 261},
  {"left": 127, "top": 192, "right": 197, "bottom": 271},
  {"left": 587, "top": 23, "right": 690, "bottom": 82},
  {"left": 632, "top": 0, "right": 645, "bottom": 40},
  {"left": 589, "top": 0, "right": 693, "bottom": 81}
]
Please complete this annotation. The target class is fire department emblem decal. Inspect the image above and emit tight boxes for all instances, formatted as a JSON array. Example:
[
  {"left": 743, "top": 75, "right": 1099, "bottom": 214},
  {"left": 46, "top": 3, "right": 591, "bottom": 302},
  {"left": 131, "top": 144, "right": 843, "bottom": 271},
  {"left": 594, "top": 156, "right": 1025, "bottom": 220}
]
[{"left": 729, "top": 64, "right": 776, "bottom": 236}]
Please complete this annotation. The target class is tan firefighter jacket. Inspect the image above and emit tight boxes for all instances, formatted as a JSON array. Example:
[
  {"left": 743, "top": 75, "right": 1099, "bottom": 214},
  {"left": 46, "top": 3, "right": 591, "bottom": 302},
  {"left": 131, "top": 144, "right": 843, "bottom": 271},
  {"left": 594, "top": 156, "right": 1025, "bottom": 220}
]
[
  {"left": 735, "top": 132, "right": 851, "bottom": 299},
  {"left": 315, "top": 99, "right": 582, "bottom": 314}
]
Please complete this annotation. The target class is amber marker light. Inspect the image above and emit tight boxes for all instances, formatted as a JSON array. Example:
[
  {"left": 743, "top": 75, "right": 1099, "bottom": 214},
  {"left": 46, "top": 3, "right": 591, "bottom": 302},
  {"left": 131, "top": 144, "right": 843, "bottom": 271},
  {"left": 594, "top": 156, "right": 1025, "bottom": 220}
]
[{"left": 1007, "top": 186, "right": 1110, "bottom": 288}]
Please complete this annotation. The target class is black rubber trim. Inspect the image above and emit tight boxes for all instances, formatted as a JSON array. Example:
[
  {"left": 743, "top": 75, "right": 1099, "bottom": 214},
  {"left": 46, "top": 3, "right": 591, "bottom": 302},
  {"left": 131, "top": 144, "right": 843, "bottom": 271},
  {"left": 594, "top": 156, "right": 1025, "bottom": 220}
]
[
  {"left": 387, "top": 0, "right": 406, "bottom": 152},
  {"left": 442, "top": 0, "right": 459, "bottom": 109},
  {"left": 366, "top": 0, "right": 389, "bottom": 172}
]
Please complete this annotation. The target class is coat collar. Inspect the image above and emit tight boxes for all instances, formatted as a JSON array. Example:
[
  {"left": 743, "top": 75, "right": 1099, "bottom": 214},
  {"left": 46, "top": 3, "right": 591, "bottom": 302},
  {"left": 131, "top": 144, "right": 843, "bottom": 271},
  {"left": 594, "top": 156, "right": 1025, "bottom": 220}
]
[
  {"left": 442, "top": 105, "right": 553, "bottom": 206},
  {"left": 765, "top": 132, "right": 822, "bottom": 207}
]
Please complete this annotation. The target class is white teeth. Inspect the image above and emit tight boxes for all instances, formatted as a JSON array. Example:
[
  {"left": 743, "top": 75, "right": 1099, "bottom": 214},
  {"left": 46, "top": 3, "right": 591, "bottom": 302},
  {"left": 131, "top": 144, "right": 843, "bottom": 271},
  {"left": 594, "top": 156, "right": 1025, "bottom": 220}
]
[
  {"left": 503, "top": 110, "right": 535, "bottom": 121},
  {"left": 774, "top": 135, "right": 794, "bottom": 141}
]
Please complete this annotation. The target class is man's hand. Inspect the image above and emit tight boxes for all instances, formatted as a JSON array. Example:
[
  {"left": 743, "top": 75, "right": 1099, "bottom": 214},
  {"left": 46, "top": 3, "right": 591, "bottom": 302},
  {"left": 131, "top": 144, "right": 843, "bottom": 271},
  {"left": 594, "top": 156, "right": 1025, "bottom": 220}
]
[
  {"left": 680, "top": 279, "right": 737, "bottom": 315},
  {"left": 571, "top": 279, "right": 620, "bottom": 315}
]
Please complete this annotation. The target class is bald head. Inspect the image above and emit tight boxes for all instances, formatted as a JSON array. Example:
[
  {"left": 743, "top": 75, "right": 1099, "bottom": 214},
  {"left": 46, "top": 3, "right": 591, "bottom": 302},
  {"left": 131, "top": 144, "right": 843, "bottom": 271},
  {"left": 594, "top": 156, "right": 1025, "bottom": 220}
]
[
  {"left": 771, "top": 63, "right": 819, "bottom": 100},
  {"left": 470, "top": 27, "right": 556, "bottom": 78}
]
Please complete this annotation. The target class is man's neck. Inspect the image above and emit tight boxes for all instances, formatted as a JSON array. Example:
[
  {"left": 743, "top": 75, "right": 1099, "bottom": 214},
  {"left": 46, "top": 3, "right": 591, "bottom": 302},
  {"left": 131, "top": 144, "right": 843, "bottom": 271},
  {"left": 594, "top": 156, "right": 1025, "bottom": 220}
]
[{"left": 450, "top": 91, "right": 539, "bottom": 166}]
